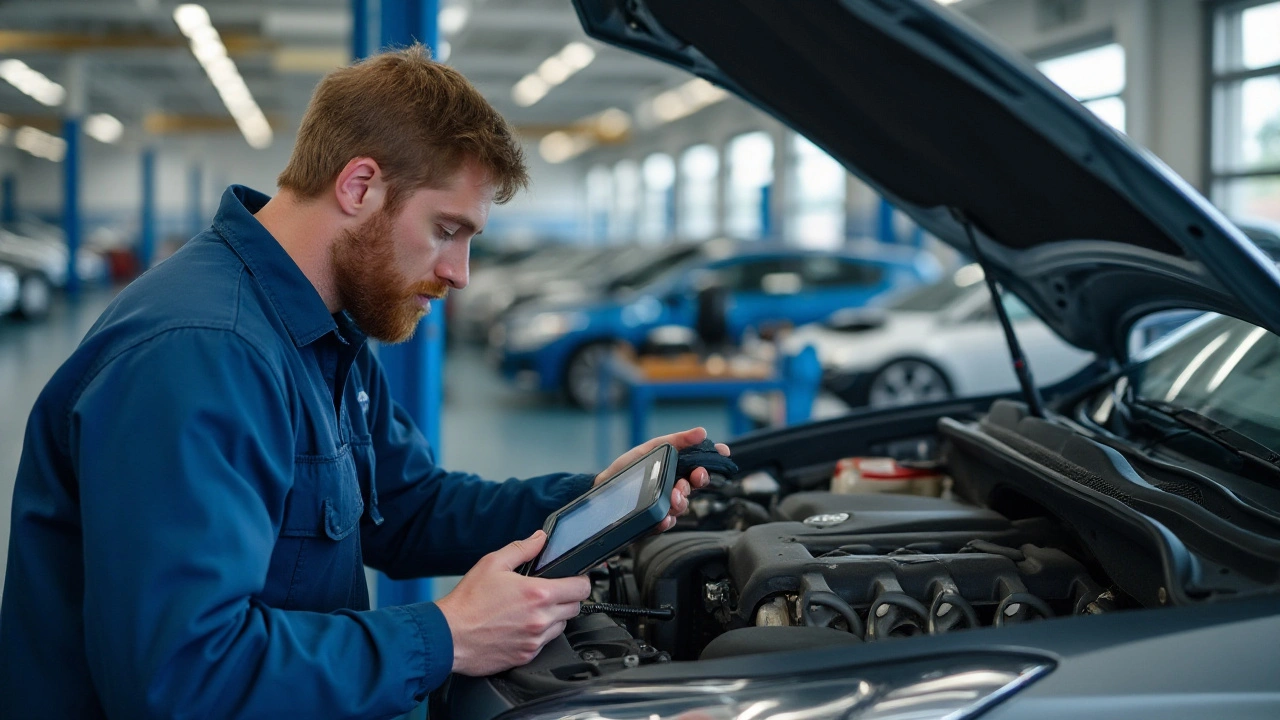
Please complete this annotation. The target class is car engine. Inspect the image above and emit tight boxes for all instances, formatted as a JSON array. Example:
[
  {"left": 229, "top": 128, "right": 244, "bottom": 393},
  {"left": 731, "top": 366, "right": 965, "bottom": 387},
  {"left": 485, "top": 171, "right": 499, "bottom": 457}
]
[
  {"left": 615, "top": 489, "right": 1113, "bottom": 661},
  {"left": 492, "top": 481, "right": 1124, "bottom": 700}
]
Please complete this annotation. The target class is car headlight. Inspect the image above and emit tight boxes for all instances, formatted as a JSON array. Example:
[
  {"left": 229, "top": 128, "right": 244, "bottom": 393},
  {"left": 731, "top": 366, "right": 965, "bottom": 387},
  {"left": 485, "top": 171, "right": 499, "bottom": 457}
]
[
  {"left": 505, "top": 311, "right": 590, "bottom": 351},
  {"left": 501, "top": 654, "right": 1050, "bottom": 720}
]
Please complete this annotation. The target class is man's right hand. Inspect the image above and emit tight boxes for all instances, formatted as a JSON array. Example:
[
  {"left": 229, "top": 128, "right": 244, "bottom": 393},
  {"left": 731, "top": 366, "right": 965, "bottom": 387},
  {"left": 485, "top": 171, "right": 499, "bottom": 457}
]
[{"left": 435, "top": 530, "right": 590, "bottom": 676}]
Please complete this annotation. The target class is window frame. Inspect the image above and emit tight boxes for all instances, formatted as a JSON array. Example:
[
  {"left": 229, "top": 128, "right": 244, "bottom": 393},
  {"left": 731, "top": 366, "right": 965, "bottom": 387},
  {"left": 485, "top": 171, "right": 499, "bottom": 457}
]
[
  {"left": 1030, "top": 33, "right": 1127, "bottom": 134},
  {"left": 1204, "top": 0, "right": 1280, "bottom": 218}
]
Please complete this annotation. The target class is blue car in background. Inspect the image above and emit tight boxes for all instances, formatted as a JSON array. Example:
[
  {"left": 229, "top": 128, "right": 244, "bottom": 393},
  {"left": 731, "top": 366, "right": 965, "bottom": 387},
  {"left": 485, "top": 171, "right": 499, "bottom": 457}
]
[{"left": 492, "top": 241, "right": 942, "bottom": 407}]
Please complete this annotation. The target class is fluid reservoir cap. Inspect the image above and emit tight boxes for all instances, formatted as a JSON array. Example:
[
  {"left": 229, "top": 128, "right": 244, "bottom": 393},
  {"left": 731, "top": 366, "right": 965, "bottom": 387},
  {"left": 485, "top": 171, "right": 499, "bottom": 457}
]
[{"left": 803, "top": 512, "right": 850, "bottom": 528}]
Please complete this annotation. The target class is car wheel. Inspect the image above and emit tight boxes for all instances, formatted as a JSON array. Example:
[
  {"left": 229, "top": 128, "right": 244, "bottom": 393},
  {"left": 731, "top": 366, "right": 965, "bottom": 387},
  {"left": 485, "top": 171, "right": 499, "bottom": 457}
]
[
  {"left": 15, "top": 274, "right": 51, "bottom": 320},
  {"left": 564, "top": 342, "right": 623, "bottom": 409},
  {"left": 866, "top": 358, "right": 951, "bottom": 409}
]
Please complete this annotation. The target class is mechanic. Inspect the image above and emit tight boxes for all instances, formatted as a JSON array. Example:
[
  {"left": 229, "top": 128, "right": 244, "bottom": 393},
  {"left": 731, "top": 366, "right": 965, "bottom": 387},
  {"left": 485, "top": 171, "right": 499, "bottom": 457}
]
[{"left": 0, "top": 46, "right": 728, "bottom": 719}]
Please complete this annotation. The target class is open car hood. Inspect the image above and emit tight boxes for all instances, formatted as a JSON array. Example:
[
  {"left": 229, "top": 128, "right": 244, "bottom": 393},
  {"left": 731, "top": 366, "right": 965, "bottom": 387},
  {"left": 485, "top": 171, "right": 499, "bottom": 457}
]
[{"left": 573, "top": 0, "right": 1280, "bottom": 362}]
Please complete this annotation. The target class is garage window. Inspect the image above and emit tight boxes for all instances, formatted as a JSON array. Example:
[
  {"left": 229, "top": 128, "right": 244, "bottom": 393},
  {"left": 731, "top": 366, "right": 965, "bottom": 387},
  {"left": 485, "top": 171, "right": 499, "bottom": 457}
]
[
  {"left": 1035, "top": 42, "right": 1127, "bottom": 133},
  {"left": 678, "top": 144, "right": 719, "bottom": 240},
  {"left": 786, "top": 135, "right": 847, "bottom": 250},
  {"left": 611, "top": 159, "right": 641, "bottom": 241},
  {"left": 1210, "top": 0, "right": 1280, "bottom": 223},
  {"left": 586, "top": 165, "right": 612, "bottom": 243},
  {"left": 725, "top": 131, "right": 774, "bottom": 240},
  {"left": 639, "top": 153, "right": 675, "bottom": 243}
]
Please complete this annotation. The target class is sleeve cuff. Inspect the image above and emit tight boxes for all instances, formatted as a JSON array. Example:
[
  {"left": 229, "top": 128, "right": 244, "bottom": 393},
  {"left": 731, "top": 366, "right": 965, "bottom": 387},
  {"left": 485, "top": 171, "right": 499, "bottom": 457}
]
[
  {"left": 551, "top": 473, "right": 595, "bottom": 505},
  {"left": 396, "top": 601, "right": 454, "bottom": 700}
]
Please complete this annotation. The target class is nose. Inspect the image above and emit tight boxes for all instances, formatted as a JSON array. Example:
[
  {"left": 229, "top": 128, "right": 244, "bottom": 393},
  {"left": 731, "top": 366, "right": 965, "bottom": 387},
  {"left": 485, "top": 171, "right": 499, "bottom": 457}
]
[{"left": 436, "top": 240, "right": 470, "bottom": 290}]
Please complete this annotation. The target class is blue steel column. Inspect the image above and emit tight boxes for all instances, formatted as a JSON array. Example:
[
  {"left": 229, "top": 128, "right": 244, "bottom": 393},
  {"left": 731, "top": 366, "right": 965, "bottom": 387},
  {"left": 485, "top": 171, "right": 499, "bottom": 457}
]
[
  {"left": 138, "top": 148, "right": 157, "bottom": 270},
  {"left": 362, "top": 0, "right": 443, "bottom": 608},
  {"left": 1, "top": 174, "right": 16, "bottom": 224},
  {"left": 351, "top": 0, "right": 369, "bottom": 62},
  {"left": 876, "top": 196, "right": 896, "bottom": 244}
]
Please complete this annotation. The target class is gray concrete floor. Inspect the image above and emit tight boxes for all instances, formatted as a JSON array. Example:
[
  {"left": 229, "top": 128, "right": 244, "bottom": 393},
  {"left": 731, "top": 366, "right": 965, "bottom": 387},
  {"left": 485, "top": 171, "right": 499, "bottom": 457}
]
[{"left": 0, "top": 291, "right": 729, "bottom": 592}]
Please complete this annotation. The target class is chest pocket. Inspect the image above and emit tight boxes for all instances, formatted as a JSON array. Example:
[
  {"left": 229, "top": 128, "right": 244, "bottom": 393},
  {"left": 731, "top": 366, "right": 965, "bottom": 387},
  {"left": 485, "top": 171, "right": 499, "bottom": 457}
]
[
  {"left": 266, "top": 445, "right": 367, "bottom": 612},
  {"left": 284, "top": 446, "right": 364, "bottom": 540}
]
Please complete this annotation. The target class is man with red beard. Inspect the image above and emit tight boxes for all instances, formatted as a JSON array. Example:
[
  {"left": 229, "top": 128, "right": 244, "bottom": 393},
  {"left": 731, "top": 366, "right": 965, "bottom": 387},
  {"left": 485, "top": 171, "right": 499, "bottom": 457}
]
[{"left": 0, "top": 46, "right": 726, "bottom": 719}]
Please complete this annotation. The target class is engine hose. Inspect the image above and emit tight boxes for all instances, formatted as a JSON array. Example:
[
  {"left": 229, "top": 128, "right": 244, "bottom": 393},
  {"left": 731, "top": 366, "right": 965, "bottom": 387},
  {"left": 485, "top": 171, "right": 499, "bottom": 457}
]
[
  {"left": 994, "top": 592, "right": 1054, "bottom": 626},
  {"left": 927, "top": 591, "right": 979, "bottom": 634}
]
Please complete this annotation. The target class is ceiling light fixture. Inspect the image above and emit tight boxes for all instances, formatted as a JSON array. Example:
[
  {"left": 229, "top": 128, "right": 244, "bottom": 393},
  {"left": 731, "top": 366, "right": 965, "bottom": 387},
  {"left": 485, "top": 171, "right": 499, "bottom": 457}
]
[
  {"left": 638, "top": 77, "right": 728, "bottom": 128},
  {"left": 539, "top": 130, "right": 594, "bottom": 164},
  {"left": 0, "top": 59, "right": 66, "bottom": 107},
  {"left": 594, "top": 107, "right": 631, "bottom": 141},
  {"left": 511, "top": 41, "right": 596, "bottom": 108},
  {"left": 538, "top": 107, "right": 632, "bottom": 164},
  {"left": 84, "top": 113, "right": 125, "bottom": 144},
  {"left": 15, "top": 126, "right": 67, "bottom": 162},
  {"left": 439, "top": 6, "right": 469, "bottom": 35},
  {"left": 173, "top": 3, "right": 272, "bottom": 148}
]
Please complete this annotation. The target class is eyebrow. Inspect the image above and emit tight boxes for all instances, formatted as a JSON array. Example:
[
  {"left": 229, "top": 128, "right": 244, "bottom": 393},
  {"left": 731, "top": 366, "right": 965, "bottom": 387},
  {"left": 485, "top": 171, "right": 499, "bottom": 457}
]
[{"left": 437, "top": 212, "right": 483, "bottom": 236}]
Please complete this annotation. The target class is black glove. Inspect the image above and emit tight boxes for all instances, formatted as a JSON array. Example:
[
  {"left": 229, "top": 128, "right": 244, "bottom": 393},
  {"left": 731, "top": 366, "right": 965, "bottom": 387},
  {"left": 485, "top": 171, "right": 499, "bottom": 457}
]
[{"left": 677, "top": 439, "right": 738, "bottom": 479}]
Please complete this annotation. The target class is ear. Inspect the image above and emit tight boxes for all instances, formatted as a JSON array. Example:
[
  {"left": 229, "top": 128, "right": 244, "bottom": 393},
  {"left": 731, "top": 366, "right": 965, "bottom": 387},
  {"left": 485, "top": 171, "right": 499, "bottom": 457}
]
[{"left": 333, "top": 157, "right": 386, "bottom": 218}]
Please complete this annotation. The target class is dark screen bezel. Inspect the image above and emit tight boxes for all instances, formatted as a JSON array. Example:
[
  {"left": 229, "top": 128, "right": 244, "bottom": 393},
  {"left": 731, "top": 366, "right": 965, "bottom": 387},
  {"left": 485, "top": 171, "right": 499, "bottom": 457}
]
[{"left": 531, "top": 445, "right": 672, "bottom": 574}]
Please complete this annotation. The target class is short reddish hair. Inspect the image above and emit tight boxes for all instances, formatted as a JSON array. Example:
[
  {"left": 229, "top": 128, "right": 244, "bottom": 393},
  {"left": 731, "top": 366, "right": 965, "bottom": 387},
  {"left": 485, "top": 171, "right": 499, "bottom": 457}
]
[{"left": 278, "top": 44, "right": 528, "bottom": 209}]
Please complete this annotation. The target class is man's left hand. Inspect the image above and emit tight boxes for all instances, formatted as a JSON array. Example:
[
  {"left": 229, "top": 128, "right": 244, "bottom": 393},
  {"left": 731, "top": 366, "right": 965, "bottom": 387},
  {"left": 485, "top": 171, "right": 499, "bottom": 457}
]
[{"left": 594, "top": 427, "right": 731, "bottom": 533}]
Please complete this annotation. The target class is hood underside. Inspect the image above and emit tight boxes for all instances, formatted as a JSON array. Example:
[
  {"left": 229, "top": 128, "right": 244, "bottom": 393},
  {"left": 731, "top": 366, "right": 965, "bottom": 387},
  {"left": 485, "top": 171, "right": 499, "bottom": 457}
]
[{"left": 573, "top": 0, "right": 1280, "bottom": 361}]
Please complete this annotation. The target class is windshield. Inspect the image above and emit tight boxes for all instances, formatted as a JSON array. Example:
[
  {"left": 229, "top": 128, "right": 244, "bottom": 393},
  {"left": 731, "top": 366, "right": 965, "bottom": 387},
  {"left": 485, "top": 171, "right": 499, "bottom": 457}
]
[
  {"left": 1123, "top": 314, "right": 1280, "bottom": 453},
  {"left": 889, "top": 263, "right": 982, "bottom": 312},
  {"left": 609, "top": 246, "right": 704, "bottom": 292}
]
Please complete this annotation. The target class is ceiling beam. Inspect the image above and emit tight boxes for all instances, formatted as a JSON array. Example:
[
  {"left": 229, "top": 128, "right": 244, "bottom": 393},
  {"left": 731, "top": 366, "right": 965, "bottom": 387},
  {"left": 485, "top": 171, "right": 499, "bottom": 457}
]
[
  {"left": 0, "top": 30, "right": 274, "bottom": 54},
  {"left": 143, "top": 112, "right": 285, "bottom": 134}
]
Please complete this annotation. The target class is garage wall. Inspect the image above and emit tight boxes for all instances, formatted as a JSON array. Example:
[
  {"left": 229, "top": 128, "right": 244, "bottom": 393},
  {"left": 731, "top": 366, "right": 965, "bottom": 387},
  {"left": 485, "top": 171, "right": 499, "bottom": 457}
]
[{"left": 11, "top": 129, "right": 584, "bottom": 245}]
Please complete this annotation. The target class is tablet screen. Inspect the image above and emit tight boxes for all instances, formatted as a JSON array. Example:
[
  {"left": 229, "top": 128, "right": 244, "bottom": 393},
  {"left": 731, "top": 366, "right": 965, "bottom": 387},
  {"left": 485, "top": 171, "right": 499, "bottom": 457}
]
[{"left": 536, "top": 459, "right": 653, "bottom": 571}]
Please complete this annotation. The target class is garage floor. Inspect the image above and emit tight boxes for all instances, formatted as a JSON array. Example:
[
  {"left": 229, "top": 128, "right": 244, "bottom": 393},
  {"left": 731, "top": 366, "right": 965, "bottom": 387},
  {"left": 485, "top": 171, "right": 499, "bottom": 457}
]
[{"left": 0, "top": 288, "right": 729, "bottom": 589}]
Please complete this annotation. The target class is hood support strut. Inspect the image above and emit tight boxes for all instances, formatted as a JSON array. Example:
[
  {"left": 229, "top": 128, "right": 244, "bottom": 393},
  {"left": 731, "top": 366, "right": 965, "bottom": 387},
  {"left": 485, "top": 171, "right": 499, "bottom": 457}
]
[{"left": 955, "top": 209, "right": 1046, "bottom": 418}]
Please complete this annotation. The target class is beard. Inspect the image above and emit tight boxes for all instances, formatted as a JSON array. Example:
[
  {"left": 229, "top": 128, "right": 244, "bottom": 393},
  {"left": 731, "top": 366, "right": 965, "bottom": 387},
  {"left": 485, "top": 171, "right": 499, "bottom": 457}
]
[{"left": 331, "top": 208, "right": 450, "bottom": 344}]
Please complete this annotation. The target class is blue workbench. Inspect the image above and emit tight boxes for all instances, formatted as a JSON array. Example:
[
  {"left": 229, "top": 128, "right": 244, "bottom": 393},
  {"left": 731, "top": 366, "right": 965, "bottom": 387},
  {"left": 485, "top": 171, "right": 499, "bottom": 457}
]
[{"left": 598, "top": 346, "right": 822, "bottom": 453}]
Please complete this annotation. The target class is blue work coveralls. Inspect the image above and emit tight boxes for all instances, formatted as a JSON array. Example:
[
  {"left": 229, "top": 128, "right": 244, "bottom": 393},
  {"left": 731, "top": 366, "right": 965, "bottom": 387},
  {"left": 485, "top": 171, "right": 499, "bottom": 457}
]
[{"left": 0, "top": 185, "right": 594, "bottom": 719}]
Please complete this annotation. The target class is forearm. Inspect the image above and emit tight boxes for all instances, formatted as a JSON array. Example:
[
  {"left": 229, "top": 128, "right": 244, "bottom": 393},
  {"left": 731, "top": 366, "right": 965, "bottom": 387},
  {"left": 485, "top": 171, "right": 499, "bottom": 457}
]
[{"left": 363, "top": 470, "right": 594, "bottom": 577}]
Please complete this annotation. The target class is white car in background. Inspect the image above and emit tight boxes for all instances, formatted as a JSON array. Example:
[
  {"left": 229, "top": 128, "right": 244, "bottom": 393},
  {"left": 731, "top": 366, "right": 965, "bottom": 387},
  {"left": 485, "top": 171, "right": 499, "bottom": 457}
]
[
  {"left": 783, "top": 263, "right": 1094, "bottom": 415},
  {"left": 0, "top": 263, "right": 19, "bottom": 317}
]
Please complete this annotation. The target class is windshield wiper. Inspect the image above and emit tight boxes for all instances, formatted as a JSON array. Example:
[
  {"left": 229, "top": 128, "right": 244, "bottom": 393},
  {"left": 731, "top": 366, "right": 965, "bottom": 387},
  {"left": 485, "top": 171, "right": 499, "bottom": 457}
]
[{"left": 1131, "top": 398, "right": 1280, "bottom": 476}]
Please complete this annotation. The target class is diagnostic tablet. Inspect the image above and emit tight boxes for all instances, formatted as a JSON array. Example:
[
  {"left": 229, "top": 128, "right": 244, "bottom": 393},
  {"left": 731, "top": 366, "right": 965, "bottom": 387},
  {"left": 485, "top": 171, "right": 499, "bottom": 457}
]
[{"left": 525, "top": 443, "right": 678, "bottom": 579}]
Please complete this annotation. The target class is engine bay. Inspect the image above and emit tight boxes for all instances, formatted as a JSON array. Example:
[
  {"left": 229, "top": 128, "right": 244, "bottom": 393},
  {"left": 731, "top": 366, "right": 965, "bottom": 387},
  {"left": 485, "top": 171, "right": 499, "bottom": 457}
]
[
  {"left": 432, "top": 394, "right": 1280, "bottom": 719},
  {"left": 468, "top": 401, "right": 1165, "bottom": 707}
]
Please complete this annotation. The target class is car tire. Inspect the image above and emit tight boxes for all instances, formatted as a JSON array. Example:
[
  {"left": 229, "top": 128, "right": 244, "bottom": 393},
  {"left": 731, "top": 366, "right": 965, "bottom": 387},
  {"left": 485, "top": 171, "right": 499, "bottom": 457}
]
[
  {"left": 864, "top": 358, "right": 952, "bottom": 409},
  {"left": 14, "top": 273, "right": 52, "bottom": 321},
  {"left": 564, "top": 341, "right": 623, "bottom": 410}
]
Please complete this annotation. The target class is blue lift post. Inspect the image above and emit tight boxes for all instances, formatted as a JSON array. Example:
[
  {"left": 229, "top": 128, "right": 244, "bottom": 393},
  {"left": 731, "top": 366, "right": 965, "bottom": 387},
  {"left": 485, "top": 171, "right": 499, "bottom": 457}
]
[
  {"left": 354, "top": 0, "right": 444, "bottom": 608},
  {"left": 138, "top": 148, "right": 157, "bottom": 271},
  {"left": 877, "top": 196, "right": 896, "bottom": 244}
]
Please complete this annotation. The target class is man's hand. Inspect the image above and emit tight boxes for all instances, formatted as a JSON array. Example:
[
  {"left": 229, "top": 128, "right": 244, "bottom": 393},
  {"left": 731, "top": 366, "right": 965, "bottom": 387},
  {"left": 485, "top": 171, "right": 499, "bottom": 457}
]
[
  {"left": 594, "top": 427, "right": 731, "bottom": 533},
  {"left": 436, "top": 530, "right": 590, "bottom": 676}
]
